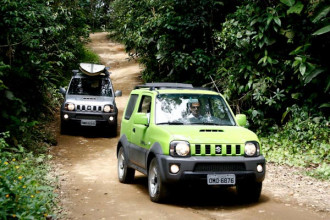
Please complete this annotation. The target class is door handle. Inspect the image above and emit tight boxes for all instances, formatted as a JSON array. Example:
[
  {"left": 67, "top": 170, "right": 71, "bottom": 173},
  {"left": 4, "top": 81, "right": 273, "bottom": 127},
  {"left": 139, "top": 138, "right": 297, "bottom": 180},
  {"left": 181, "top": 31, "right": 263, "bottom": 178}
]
[{"left": 133, "top": 128, "right": 135, "bottom": 133}]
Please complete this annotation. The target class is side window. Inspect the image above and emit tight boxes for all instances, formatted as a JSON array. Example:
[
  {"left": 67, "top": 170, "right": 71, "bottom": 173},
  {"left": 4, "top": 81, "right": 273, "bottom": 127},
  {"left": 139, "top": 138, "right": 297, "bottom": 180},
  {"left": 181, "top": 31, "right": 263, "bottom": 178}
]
[
  {"left": 138, "top": 95, "right": 152, "bottom": 113},
  {"left": 124, "top": 94, "right": 138, "bottom": 120}
]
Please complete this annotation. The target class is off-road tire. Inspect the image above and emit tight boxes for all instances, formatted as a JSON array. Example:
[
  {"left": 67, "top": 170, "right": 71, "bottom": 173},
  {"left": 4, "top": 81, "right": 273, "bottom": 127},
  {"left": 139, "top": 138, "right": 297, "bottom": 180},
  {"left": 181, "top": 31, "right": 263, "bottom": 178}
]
[
  {"left": 60, "top": 119, "right": 69, "bottom": 135},
  {"left": 148, "top": 158, "right": 168, "bottom": 203},
  {"left": 117, "top": 147, "right": 135, "bottom": 183}
]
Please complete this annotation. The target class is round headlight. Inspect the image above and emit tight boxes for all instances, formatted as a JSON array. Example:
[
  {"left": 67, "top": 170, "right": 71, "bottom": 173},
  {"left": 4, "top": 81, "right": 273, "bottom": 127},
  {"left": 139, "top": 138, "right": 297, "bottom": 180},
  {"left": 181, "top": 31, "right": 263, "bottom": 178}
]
[
  {"left": 245, "top": 142, "right": 257, "bottom": 156},
  {"left": 104, "top": 105, "right": 111, "bottom": 113},
  {"left": 67, "top": 103, "right": 75, "bottom": 111},
  {"left": 176, "top": 142, "right": 190, "bottom": 156}
]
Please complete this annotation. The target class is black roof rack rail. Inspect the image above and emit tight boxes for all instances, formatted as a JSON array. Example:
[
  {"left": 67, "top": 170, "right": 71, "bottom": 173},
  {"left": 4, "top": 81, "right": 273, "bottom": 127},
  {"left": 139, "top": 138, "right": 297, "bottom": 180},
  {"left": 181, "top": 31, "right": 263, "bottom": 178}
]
[
  {"left": 135, "top": 83, "right": 194, "bottom": 90},
  {"left": 193, "top": 87, "right": 215, "bottom": 91}
]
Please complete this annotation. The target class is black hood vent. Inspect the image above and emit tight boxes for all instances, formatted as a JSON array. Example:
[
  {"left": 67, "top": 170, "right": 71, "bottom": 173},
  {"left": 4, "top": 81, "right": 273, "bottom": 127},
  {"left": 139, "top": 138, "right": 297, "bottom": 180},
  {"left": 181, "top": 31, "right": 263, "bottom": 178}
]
[{"left": 200, "top": 129, "right": 223, "bottom": 132}]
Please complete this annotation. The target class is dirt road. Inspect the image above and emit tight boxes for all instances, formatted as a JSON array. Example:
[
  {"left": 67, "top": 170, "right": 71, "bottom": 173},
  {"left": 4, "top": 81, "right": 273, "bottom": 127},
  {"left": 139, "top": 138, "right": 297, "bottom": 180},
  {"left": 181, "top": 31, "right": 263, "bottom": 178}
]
[{"left": 51, "top": 32, "right": 329, "bottom": 220}]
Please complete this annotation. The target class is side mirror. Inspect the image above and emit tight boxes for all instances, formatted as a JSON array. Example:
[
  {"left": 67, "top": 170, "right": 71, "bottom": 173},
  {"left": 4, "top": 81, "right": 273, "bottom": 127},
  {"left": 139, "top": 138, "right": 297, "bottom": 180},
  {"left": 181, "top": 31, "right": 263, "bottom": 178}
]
[
  {"left": 236, "top": 114, "right": 247, "bottom": 127},
  {"left": 115, "top": 90, "right": 122, "bottom": 97},
  {"left": 134, "top": 113, "right": 149, "bottom": 126},
  {"left": 59, "top": 87, "right": 66, "bottom": 95}
]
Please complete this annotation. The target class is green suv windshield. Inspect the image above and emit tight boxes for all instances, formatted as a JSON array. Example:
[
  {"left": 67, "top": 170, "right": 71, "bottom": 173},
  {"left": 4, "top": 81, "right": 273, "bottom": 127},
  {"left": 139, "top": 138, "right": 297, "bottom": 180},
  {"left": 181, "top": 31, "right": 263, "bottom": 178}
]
[
  {"left": 155, "top": 94, "right": 236, "bottom": 126},
  {"left": 68, "top": 78, "right": 113, "bottom": 96}
]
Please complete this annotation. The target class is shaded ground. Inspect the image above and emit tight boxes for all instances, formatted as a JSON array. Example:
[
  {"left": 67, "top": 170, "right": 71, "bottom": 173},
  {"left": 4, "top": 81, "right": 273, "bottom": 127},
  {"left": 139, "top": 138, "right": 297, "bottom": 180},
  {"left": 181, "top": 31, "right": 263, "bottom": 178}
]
[{"left": 50, "top": 32, "right": 329, "bottom": 219}]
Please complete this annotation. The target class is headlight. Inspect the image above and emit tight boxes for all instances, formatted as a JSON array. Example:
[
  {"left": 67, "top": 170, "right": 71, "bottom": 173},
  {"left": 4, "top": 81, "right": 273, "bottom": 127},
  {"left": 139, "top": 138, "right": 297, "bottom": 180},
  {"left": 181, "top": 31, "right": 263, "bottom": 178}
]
[
  {"left": 244, "top": 142, "right": 260, "bottom": 156},
  {"left": 65, "top": 103, "right": 75, "bottom": 111},
  {"left": 104, "top": 105, "right": 113, "bottom": 113},
  {"left": 170, "top": 141, "right": 190, "bottom": 157}
]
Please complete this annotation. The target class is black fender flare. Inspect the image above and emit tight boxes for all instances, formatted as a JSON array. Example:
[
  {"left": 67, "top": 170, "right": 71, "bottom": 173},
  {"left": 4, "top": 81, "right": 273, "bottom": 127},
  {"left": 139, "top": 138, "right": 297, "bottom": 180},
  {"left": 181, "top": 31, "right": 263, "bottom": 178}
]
[
  {"left": 116, "top": 134, "right": 130, "bottom": 158},
  {"left": 146, "top": 142, "right": 166, "bottom": 181}
]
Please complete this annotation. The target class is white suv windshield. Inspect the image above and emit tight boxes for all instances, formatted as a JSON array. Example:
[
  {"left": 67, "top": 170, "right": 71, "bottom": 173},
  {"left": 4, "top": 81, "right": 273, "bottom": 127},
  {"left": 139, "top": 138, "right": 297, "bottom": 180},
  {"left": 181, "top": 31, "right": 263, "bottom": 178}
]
[
  {"left": 155, "top": 94, "right": 235, "bottom": 126},
  {"left": 68, "top": 78, "right": 113, "bottom": 96}
]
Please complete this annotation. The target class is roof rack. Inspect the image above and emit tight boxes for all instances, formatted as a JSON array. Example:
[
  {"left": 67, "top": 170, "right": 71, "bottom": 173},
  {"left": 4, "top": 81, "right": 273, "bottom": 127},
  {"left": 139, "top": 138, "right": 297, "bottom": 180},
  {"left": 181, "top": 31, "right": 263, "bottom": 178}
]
[{"left": 135, "top": 83, "right": 194, "bottom": 90}]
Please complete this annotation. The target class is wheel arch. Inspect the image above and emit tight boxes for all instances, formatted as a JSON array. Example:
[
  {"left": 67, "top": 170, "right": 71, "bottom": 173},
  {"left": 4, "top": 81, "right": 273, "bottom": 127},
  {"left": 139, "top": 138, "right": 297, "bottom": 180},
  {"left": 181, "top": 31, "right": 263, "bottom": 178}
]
[
  {"left": 116, "top": 134, "right": 129, "bottom": 158},
  {"left": 147, "top": 142, "right": 165, "bottom": 179}
]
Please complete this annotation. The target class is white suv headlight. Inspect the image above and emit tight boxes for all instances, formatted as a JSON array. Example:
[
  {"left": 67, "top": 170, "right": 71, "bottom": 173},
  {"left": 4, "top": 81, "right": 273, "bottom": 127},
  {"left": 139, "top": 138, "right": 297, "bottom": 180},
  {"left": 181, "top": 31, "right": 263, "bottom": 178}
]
[
  {"left": 170, "top": 141, "right": 190, "bottom": 157},
  {"left": 244, "top": 142, "right": 260, "bottom": 156},
  {"left": 104, "top": 105, "right": 112, "bottom": 113},
  {"left": 65, "top": 103, "right": 75, "bottom": 111}
]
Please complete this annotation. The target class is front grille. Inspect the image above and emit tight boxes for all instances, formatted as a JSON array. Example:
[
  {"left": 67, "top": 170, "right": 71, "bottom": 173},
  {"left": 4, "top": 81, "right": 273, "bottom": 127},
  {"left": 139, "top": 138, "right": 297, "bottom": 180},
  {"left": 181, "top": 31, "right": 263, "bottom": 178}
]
[
  {"left": 76, "top": 114, "right": 103, "bottom": 120},
  {"left": 205, "top": 145, "right": 211, "bottom": 154},
  {"left": 194, "top": 163, "right": 246, "bottom": 172},
  {"left": 76, "top": 104, "right": 102, "bottom": 112},
  {"left": 192, "top": 144, "right": 243, "bottom": 156}
]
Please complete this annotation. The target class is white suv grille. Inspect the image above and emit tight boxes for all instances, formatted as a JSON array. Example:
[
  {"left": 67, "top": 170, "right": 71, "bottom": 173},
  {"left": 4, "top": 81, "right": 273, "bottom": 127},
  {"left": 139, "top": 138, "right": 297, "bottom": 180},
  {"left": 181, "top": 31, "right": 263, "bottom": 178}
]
[{"left": 76, "top": 104, "right": 102, "bottom": 112}]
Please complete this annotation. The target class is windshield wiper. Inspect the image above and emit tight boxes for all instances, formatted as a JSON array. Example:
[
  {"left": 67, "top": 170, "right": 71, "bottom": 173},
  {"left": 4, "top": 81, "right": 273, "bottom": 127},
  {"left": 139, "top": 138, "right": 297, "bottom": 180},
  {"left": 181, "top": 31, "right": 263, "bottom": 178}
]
[
  {"left": 157, "top": 122, "right": 184, "bottom": 125},
  {"left": 190, "top": 122, "right": 221, "bottom": 125}
]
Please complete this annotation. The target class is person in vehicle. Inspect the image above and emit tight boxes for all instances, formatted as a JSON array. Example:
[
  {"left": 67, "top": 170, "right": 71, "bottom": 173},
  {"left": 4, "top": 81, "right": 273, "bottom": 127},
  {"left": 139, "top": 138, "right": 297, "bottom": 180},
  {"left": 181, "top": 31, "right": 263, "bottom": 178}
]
[{"left": 187, "top": 99, "right": 202, "bottom": 119}]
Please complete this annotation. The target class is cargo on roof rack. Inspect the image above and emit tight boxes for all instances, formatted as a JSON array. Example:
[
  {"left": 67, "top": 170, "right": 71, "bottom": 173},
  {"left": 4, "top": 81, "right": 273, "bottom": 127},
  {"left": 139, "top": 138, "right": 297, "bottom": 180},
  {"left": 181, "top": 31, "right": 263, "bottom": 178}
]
[
  {"left": 134, "top": 83, "right": 193, "bottom": 90},
  {"left": 79, "top": 63, "right": 110, "bottom": 76}
]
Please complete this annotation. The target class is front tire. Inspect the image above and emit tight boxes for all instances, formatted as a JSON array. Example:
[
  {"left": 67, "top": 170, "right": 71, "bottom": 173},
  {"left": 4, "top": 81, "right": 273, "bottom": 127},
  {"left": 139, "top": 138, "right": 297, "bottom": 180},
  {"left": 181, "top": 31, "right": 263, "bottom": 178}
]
[
  {"left": 117, "top": 147, "right": 135, "bottom": 183},
  {"left": 148, "top": 158, "right": 168, "bottom": 203},
  {"left": 60, "top": 119, "right": 69, "bottom": 135},
  {"left": 236, "top": 181, "right": 262, "bottom": 203}
]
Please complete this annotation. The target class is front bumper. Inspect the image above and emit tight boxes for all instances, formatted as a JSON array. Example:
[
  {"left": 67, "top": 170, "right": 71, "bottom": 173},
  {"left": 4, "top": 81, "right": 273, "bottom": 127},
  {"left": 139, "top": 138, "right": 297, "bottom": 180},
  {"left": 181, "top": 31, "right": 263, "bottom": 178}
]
[
  {"left": 61, "top": 110, "right": 118, "bottom": 128},
  {"left": 156, "top": 155, "right": 266, "bottom": 184}
]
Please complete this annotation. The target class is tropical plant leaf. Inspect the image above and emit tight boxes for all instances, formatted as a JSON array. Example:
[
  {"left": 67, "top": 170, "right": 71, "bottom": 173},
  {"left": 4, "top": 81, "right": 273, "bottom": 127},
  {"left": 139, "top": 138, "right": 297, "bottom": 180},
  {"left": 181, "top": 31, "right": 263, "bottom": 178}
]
[
  {"left": 319, "top": 103, "right": 330, "bottom": 108},
  {"left": 325, "top": 77, "right": 330, "bottom": 92},
  {"left": 304, "top": 68, "right": 325, "bottom": 84},
  {"left": 312, "top": 6, "right": 330, "bottom": 23},
  {"left": 287, "top": 1, "right": 304, "bottom": 15},
  {"left": 281, "top": 107, "right": 291, "bottom": 123},
  {"left": 312, "top": 25, "right": 330, "bottom": 36},
  {"left": 291, "top": 93, "right": 301, "bottom": 100},
  {"left": 280, "top": 0, "right": 295, "bottom": 7}
]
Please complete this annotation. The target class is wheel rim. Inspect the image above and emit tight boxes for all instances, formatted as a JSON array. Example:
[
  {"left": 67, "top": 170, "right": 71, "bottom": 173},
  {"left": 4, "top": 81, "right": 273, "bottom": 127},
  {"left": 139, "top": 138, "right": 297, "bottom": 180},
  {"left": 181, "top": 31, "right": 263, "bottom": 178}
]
[
  {"left": 149, "top": 166, "right": 158, "bottom": 197},
  {"left": 118, "top": 151, "right": 125, "bottom": 178}
]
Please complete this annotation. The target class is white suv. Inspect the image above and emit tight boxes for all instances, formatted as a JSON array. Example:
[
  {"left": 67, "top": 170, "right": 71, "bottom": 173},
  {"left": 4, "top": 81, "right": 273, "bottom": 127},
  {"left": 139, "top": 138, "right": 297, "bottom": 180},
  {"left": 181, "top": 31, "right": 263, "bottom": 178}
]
[{"left": 59, "top": 63, "right": 122, "bottom": 136}]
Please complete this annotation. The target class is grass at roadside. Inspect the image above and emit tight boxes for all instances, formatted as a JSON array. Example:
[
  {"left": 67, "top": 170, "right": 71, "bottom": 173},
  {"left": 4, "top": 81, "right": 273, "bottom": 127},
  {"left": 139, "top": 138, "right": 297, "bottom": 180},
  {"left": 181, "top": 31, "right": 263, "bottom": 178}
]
[
  {"left": 259, "top": 106, "right": 330, "bottom": 180},
  {"left": 0, "top": 132, "right": 56, "bottom": 219}
]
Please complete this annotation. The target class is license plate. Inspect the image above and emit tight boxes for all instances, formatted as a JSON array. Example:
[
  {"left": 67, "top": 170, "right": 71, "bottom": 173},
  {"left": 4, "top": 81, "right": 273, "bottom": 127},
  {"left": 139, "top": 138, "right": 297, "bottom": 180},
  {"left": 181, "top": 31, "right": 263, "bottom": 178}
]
[
  {"left": 81, "top": 120, "right": 96, "bottom": 126},
  {"left": 207, "top": 174, "right": 235, "bottom": 185}
]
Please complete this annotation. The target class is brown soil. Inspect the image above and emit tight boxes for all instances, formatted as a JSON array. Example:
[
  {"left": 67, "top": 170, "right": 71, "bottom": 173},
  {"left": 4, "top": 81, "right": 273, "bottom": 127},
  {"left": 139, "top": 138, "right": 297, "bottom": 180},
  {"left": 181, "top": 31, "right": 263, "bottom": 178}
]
[{"left": 50, "top": 32, "right": 329, "bottom": 220}]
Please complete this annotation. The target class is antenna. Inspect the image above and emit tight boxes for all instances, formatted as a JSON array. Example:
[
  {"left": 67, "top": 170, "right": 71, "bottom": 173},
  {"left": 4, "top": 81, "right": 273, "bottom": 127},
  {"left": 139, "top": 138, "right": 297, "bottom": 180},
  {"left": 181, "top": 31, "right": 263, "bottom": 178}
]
[{"left": 210, "top": 76, "right": 221, "bottom": 94}]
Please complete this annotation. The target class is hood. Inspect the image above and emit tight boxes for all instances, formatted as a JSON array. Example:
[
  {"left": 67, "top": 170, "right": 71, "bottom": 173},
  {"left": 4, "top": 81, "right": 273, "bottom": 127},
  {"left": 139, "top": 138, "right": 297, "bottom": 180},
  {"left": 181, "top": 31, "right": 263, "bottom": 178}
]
[
  {"left": 159, "top": 125, "right": 259, "bottom": 144},
  {"left": 65, "top": 94, "right": 114, "bottom": 105}
]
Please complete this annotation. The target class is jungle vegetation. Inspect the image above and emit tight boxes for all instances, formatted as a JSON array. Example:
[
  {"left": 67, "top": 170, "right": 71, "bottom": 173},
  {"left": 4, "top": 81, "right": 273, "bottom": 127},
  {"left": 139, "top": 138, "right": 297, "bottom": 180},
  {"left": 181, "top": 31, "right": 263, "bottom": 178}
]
[{"left": 0, "top": 0, "right": 329, "bottom": 218}]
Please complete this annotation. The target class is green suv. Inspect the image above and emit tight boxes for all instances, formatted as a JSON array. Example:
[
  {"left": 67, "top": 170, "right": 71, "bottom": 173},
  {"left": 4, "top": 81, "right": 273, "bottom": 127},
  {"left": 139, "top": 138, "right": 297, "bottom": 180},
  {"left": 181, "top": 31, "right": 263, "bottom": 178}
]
[{"left": 117, "top": 83, "right": 265, "bottom": 202}]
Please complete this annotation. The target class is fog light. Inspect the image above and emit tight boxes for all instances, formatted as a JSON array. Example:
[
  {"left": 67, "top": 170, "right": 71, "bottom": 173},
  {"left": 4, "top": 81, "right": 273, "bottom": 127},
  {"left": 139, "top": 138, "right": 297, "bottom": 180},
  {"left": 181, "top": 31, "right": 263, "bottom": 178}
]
[
  {"left": 64, "top": 114, "right": 69, "bottom": 120},
  {"left": 257, "top": 164, "right": 263, "bottom": 173},
  {"left": 170, "top": 164, "right": 180, "bottom": 174},
  {"left": 109, "top": 116, "right": 114, "bottom": 121}
]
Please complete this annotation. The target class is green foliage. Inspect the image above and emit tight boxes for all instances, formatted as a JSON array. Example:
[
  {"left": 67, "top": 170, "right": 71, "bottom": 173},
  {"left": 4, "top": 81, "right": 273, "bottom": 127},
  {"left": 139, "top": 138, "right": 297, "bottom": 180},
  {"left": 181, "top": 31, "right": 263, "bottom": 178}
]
[
  {"left": 260, "top": 105, "right": 330, "bottom": 180},
  {"left": 111, "top": 0, "right": 236, "bottom": 83},
  {"left": 0, "top": 132, "right": 56, "bottom": 219},
  {"left": 80, "top": 47, "right": 101, "bottom": 64},
  {"left": 214, "top": 0, "right": 329, "bottom": 131},
  {"left": 78, "top": 0, "right": 112, "bottom": 31}
]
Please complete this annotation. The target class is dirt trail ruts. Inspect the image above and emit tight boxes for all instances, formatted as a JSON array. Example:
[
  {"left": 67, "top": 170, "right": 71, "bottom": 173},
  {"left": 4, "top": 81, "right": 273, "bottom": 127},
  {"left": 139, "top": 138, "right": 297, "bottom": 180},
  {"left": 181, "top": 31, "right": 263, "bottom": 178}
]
[{"left": 50, "top": 32, "right": 329, "bottom": 220}]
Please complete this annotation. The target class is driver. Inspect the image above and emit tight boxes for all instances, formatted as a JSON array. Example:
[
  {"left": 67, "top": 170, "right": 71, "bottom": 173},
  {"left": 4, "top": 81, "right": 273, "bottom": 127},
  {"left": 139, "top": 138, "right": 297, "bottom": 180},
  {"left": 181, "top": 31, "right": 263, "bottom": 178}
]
[{"left": 188, "top": 99, "right": 201, "bottom": 119}]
